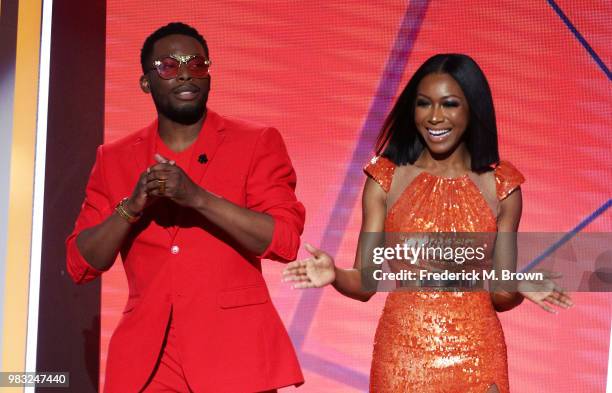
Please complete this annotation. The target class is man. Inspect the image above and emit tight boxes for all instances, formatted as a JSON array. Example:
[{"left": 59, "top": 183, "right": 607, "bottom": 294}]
[{"left": 66, "top": 22, "right": 305, "bottom": 392}]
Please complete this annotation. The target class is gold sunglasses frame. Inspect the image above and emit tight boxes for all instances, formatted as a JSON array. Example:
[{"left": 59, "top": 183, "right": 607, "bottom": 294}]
[{"left": 151, "top": 54, "right": 212, "bottom": 79}]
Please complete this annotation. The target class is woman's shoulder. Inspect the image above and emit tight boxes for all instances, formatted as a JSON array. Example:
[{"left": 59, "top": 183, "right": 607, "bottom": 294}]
[
  {"left": 364, "top": 156, "right": 396, "bottom": 193},
  {"left": 493, "top": 160, "right": 525, "bottom": 200}
]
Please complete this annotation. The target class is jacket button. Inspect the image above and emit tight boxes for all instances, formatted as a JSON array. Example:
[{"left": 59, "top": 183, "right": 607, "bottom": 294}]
[{"left": 170, "top": 245, "right": 180, "bottom": 254}]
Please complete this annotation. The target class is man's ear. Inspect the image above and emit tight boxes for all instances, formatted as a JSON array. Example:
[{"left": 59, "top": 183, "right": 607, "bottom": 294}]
[{"left": 140, "top": 75, "right": 151, "bottom": 93}]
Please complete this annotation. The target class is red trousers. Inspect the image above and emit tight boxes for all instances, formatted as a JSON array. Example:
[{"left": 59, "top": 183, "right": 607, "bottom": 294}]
[
  {"left": 141, "top": 311, "right": 193, "bottom": 393},
  {"left": 141, "top": 310, "right": 279, "bottom": 393}
]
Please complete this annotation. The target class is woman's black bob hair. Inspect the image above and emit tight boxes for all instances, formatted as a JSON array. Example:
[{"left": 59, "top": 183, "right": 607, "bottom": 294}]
[{"left": 376, "top": 53, "right": 499, "bottom": 172}]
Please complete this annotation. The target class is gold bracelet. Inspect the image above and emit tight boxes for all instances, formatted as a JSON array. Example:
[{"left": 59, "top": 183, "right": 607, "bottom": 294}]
[{"left": 115, "top": 197, "right": 141, "bottom": 224}]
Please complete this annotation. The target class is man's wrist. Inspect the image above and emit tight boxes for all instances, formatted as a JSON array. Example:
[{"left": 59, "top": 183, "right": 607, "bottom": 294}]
[
  {"left": 192, "top": 187, "right": 213, "bottom": 211},
  {"left": 116, "top": 197, "right": 142, "bottom": 223},
  {"left": 125, "top": 197, "right": 142, "bottom": 215}
]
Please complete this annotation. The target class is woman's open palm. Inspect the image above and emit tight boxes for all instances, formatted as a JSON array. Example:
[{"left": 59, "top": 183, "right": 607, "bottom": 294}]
[
  {"left": 518, "top": 271, "right": 573, "bottom": 313},
  {"left": 282, "top": 244, "right": 336, "bottom": 289}
]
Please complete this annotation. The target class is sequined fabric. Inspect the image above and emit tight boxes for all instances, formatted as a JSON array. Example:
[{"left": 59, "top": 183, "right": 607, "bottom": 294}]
[
  {"left": 364, "top": 157, "right": 524, "bottom": 393},
  {"left": 371, "top": 291, "right": 508, "bottom": 393},
  {"left": 494, "top": 161, "right": 525, "bottom": 201},
  {"left": 365, "top": 156, "right": 396, "bottom": 193}
]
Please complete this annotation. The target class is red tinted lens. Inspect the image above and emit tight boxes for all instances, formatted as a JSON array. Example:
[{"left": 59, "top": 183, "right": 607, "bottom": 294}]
[
  {"left": 186, "top": 56, "right": 210, "bottom": 78},
  {"left": 156, "top": 57, "right": 180, "bottom": 79}
]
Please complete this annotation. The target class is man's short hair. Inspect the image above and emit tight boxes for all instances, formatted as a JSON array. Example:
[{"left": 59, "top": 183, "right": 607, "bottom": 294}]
[{"left": 140, "top": 22, "right": 209, "bottom": 74}]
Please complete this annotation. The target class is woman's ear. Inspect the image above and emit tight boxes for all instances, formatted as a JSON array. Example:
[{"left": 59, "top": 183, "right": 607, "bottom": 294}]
[{"left": 140, "top": 75, "right": 151, "bottom": 94}]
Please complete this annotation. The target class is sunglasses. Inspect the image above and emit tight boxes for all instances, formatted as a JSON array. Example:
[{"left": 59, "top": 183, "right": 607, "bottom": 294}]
[{"left": 150, "top": 54, "right": 211, "bottom": 79}]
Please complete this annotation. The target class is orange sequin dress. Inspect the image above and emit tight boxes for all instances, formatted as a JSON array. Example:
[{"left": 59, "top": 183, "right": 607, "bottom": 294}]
[{"left": 365, "top": 156, "right": 525, "bottom": 393}]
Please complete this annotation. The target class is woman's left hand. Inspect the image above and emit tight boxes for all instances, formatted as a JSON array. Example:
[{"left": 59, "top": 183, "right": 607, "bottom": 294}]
[{"left": 518, "top": 271, "right": 573, "bottom": 313}]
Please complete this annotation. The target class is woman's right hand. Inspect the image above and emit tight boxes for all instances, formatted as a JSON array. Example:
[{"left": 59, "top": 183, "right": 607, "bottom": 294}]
[{"left": 282, "top": 243, "right": 336, "bottom": 289}]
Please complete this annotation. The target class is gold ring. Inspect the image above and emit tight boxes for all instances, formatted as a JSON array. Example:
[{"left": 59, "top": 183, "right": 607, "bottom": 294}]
[{"left": 157, "top": 179, "right": 167, "bottom": 194}]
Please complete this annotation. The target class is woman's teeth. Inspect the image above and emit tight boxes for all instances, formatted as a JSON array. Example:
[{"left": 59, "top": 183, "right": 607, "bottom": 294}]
[{"left": 427, "top": 128, "right": 451, "bottom": 137}]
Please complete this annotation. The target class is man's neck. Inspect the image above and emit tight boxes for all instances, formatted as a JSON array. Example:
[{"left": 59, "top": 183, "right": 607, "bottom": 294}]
[{"left": 157, "top": 110, "right": 207, "bottom": 152}]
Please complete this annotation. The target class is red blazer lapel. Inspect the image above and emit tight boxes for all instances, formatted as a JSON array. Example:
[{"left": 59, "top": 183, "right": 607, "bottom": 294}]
[
  {"left": 130, "top": 110, "right": 225, "bottom": 185},
  {"left": 130, "top": 119, "right": 158, "bottom": 175},
  {"left": 189, "top": 109, "right": 226, "bottom": 186}
]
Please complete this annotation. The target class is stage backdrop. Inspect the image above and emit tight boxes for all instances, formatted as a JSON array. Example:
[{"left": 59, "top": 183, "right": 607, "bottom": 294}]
[{"left": 103, "top": 1, "right": 611, "bottom": 392}]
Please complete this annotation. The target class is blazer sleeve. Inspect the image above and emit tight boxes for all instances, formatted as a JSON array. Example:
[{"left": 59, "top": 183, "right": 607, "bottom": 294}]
[
  {"left": 246, "top": 127, "right": 305, "bottom": 262},
  {"left": 65, "top": 146, "right": 114, "bottom": 284}
]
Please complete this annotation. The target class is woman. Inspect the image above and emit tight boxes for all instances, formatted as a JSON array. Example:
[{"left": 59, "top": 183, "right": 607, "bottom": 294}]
[{"left": 283, "top": 54, "right": 572, "bottom": 392}]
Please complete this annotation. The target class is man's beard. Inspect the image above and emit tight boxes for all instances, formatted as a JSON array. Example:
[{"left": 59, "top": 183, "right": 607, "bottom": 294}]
[{"left": 152, "top": 92, "right": 208, "bottom": 125}]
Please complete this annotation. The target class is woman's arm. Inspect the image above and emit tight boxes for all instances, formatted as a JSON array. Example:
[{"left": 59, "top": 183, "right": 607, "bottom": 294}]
[
  {"left": 283, "top": 177, "right": 387, "bottom": 302},
  {"left": 332, "top": 178, "right": 386, "bottom": 301},
  {"left": 490, "top": 188, "right": 524, "bottom": 312},
  {"left": 490, "top": 187, "right": 573, "bottom": 313}
]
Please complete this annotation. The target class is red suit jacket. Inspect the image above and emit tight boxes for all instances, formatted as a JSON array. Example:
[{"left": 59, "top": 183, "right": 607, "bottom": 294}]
[{"left": 66, "top": 109, "right": 305, "bottom": 392}]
